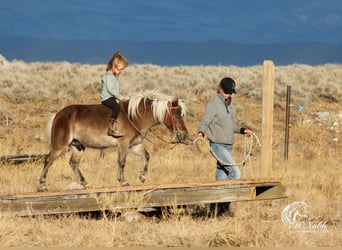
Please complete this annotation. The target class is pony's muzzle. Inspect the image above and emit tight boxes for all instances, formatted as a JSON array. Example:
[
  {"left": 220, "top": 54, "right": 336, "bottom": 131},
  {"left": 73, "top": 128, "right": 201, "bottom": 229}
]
[{"left": 174, "top": 131, "right": 188, "bottom": 144}]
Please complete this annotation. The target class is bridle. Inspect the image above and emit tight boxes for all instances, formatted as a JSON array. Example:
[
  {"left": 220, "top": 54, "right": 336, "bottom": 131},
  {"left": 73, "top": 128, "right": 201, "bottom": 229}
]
[
  {"left": 120, "top": 101, "right": 185, "bottom": 145},
  {"left": 163, "top": 102, "right": 184, "bottom": 143}
]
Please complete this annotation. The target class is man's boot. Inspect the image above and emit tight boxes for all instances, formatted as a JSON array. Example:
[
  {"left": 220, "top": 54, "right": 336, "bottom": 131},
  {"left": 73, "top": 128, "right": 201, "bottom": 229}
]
[{"left": 107, "top": 118, "right": 123, "bottom": 138}]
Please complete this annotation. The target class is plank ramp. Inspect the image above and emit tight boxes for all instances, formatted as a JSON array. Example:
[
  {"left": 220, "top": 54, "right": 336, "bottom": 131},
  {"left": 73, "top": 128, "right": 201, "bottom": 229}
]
[{"left": 0, "top": 178, "right": 289, "bottom": 216}]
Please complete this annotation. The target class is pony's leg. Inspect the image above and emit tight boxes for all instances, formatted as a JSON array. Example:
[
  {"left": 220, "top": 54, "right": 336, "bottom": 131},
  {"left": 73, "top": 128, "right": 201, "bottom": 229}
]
[
  {"left": 117, "top": 143, "right": 129, "bottom": 186},
  {"left": 130, "top": 143, "right": 150, "bottom": 183},
  {"left": 69, "top": 145, "right": 89, "bottom": 188},
  {"left": 38, "top": 149, "right": 64, "bottom": 192}
]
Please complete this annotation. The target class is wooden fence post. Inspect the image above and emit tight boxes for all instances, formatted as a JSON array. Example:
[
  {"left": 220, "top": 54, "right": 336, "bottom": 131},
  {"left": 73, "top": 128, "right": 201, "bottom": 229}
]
[{"left": 260, "top": 60, "right": 274, "bottom": 178}]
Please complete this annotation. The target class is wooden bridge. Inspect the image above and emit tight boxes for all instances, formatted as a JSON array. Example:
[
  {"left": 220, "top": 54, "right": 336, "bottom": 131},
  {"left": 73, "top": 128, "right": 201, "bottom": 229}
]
[{"left": 0, "top": 178, "right": 288, "bottom": 216}]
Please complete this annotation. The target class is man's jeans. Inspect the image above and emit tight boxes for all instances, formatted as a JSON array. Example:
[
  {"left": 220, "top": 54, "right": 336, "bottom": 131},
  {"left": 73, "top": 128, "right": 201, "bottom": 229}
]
[{"left": 210, "top": 142, "right": 241, "bottom": 180}]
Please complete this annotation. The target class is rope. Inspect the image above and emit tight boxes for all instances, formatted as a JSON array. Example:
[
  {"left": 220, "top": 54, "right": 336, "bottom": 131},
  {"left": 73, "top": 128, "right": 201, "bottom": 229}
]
[
  {"left": 120, "top": 101, "right": 180, "bottom": 150},
  {"left": 192, "top": 132, "right": 261, "bottom": 177},
  {"left": 144, "top": 133, "right": 179, "bottom": 150}
]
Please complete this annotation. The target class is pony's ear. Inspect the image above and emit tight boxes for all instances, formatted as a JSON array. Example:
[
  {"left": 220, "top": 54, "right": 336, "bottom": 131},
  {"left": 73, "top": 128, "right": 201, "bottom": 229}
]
[
  {"left": 172, "top": 99, "right": 189, "bottom": 118},
  {"left": 171, "top": 100, "right": 179, "bottom": 107}
]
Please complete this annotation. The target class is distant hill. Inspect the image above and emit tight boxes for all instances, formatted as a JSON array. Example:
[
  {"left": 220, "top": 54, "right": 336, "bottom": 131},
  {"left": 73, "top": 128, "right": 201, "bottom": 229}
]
[{"left": 0, "top": 36, "right": 341, "bottom": 66}]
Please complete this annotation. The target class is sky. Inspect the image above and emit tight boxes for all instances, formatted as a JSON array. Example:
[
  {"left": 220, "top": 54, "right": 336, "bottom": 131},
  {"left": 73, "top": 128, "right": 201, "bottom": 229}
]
[{"left": 0, "top": 0, "right": 341, "bottom": 44}]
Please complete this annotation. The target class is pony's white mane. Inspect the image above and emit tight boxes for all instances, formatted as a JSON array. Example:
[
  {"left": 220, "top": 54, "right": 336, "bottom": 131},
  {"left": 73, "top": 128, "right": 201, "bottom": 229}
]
[{"left": 127, "top": 89, "right": 187, "bottom": 123}]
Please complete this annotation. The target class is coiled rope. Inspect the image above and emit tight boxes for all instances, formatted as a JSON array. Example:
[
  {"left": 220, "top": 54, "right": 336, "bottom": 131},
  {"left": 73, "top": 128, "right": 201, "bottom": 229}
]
[{"left": 192, "top": 132, "right": 262, "bottom": 178}]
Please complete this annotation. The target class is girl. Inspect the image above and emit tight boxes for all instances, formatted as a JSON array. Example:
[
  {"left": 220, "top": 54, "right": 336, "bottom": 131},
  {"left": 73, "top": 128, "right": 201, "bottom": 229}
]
[{"left": 101, "top": 51, "right": 129, "bottom": 137}]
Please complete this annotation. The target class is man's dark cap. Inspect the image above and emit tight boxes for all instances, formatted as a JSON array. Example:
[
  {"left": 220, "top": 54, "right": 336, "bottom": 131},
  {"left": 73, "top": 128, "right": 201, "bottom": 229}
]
[{"left": 219, "top": 77, "right": 236, "bottom": 94}]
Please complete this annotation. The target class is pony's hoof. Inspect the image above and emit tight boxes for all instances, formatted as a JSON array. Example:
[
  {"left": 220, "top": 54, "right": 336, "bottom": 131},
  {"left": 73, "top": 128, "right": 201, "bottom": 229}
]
[
  {"left": 139, "top": 175, "right": 146, "bottom": 183},
  {"left": 121, "top": 181, "right": 130, "bottom": 186}
]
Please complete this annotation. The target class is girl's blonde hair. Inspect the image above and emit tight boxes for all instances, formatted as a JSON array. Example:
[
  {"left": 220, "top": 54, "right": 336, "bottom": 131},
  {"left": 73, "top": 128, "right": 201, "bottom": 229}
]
[{"left": 106, "top": 51, "right": 129, "bottom": 72}]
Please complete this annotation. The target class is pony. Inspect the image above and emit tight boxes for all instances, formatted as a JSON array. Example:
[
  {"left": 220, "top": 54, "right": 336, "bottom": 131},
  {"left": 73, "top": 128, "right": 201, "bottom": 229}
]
[{"left": 38, "top": 89, "right": 189, "bottom": 192}]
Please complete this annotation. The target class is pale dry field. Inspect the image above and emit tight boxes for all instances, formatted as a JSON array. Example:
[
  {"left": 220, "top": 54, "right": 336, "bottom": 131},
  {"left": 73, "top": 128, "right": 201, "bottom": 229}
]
[{"left": 0, "top": 55, "right": 341, "bottom": 247}]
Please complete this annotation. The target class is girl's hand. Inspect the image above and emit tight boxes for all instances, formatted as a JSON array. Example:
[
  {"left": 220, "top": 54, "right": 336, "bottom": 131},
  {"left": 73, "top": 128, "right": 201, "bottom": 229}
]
[{"left": 119, "top": 96, "right": 127, "bottom": 101}]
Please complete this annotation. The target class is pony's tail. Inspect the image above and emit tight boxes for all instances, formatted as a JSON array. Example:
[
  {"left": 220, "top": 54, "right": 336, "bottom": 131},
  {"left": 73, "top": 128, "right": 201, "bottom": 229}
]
[{"left": 46, "top": 113, "right": 56, "bottom": 149}]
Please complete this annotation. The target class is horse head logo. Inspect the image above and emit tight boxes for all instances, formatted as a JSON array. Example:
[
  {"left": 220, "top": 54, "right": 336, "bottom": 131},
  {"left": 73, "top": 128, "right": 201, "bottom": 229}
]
[{"left": 281, "top": 201, "right": 312, "bottom": 226}]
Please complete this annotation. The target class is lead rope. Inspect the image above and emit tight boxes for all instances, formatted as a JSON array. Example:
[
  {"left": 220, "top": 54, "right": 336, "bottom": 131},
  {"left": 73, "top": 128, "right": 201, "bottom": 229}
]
[{"left": 192, "top": 132, "right": 261, "bottom": 178}]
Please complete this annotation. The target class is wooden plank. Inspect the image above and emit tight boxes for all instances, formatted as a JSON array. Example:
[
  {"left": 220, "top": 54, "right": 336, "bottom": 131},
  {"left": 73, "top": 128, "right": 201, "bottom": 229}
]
[
  {"left": 255, "top": 184, "right": 289, "bottom": 200},
  {"left": 260, "top": 60, "right": 275, "bottom": 178},
  {"left": 141, "top": 186, "right": 255, "bottom": 207},
  {"left": 0, "top": 179, "right": 288, "bottom": 216},
  {"left": 0, "top": 191, "right": 145, "bottom": 216},
  {"left": 1, "top": 178, "right": 283, "bottom": 200},
  {"left": 0, "top": 188, "right": 248, "bottom": 216},
  {"left": 0, "top": 153, "right": 48, "bottom": 165}
]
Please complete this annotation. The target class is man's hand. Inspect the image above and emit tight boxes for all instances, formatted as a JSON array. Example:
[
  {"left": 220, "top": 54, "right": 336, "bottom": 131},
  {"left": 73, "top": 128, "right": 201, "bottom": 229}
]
[
  {"left": 197, "top": 132, "right": 204, "bottom": 140},
  {"left": 244, "top": 129, "right": 253, "bottom": 136}
]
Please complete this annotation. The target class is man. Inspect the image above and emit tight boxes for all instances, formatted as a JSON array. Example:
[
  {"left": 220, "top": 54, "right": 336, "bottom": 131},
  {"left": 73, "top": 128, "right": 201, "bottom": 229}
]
[{"left": 197, "top": 77, "right": 252, "bottom": 216}]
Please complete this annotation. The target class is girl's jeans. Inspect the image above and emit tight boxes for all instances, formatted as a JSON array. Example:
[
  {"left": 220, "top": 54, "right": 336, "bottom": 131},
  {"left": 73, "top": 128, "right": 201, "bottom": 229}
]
[{"left": 210, "top": 142, "right": 241, "bottom": 180}]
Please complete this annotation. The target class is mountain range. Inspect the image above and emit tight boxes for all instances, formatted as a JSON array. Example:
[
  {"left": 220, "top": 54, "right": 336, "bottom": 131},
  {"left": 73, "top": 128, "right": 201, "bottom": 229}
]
[{"left": 1, "top": 36, "right": 341, "bottom": 66}]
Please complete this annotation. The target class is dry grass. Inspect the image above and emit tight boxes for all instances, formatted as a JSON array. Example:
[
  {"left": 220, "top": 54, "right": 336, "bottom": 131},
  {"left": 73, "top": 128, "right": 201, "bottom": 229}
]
[{"left": 0, "top": 55, "right": 341, "bottom": 247}]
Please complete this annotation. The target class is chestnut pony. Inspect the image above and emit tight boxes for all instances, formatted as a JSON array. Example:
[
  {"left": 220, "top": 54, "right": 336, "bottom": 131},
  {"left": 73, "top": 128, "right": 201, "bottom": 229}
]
[{"left": 38, "top": 90, "right": 189, "bottom": 192}]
